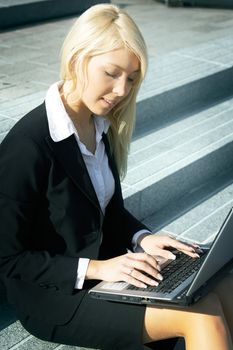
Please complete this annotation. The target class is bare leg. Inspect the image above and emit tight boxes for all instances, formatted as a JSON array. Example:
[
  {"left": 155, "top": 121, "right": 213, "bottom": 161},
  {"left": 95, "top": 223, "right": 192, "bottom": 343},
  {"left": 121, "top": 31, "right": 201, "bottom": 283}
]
[
  {"left": 213, "top": 273, "right": 233, "bottom": 342},
  {"left": 143, "top": 292, "right": 233, "bottom": 350}
]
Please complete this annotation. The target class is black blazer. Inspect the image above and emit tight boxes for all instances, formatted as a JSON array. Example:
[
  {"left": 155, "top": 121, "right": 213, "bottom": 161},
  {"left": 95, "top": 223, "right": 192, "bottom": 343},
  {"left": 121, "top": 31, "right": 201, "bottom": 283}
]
[{"left": 0, "top": 103, "right": 148, "bottom": 326}]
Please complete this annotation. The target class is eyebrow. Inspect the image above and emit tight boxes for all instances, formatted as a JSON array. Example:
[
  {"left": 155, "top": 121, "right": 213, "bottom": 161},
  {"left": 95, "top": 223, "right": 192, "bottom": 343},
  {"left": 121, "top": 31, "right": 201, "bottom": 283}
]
[{"left": 106, "top": 63, "right": 139, "bottom": 75}]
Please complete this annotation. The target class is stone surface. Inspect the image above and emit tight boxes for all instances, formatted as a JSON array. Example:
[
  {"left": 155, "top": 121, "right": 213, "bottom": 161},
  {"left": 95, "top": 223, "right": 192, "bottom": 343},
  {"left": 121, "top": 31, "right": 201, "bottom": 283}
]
[
  {"left": 1, "top": 1, "right": 233, "bottom": 349},
  {"left": 0, "top": 0, "right": 110, "bottom": 29}
]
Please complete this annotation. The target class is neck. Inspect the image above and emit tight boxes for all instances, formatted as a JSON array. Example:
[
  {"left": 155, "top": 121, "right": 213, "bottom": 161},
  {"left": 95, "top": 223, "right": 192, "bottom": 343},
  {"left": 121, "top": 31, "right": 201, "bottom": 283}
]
[{"left": 60, "top": 82, "right": 92, "bottom": 128}]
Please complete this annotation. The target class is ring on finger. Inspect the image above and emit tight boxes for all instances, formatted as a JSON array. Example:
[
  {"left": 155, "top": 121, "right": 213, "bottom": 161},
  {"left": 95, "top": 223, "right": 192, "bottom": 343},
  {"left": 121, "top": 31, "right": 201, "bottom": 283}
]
[{"left": 128, "top": 268, "right": 134, "bottom": 276}]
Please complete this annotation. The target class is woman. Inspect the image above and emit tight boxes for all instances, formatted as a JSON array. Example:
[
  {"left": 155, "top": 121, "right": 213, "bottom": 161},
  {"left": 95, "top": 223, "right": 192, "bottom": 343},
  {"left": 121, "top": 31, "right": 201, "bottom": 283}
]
[{"left": 0, "top": 4, "right": 232, "bottom": 350}]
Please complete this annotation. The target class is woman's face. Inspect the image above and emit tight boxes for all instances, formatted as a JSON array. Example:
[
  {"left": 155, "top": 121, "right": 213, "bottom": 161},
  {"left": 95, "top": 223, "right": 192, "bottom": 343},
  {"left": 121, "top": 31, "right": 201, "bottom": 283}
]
[{"left": 79, "top": 47, "right": 140, "bottom": 116}]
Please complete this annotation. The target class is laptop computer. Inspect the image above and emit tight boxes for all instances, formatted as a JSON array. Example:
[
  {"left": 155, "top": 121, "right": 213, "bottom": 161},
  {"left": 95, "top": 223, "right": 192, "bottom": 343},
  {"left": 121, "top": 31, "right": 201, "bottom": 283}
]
[{"left": 89, "top": 208, "right": 233, "bottom": 307}]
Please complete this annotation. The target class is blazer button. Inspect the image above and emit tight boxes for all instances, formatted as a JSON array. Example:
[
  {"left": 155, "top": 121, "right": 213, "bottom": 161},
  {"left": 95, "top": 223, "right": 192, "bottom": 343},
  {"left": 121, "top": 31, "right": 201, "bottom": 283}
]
[{"left": 48, "top": 283, "right": 59, "bottom": 291}]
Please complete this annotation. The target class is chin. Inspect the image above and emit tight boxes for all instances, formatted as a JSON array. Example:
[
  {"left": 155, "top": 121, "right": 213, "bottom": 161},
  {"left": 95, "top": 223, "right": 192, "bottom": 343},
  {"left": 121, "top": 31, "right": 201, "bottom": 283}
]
[
  {"left": 93, "top": 108, "right": 111, "bottom": 116},
  {"left": 100, "top": 110, "right": 111, "bottom": 116}
]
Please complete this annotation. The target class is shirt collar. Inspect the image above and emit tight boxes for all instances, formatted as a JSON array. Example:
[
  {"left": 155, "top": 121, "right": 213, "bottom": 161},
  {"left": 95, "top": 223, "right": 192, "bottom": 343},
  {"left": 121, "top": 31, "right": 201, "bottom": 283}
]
[{"left": 45, "top": 81, "right": 110, "bottom": 143}]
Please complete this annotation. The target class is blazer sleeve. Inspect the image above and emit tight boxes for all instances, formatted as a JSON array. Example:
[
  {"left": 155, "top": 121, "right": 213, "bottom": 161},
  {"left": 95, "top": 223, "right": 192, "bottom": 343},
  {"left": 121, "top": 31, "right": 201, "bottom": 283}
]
[
  {"left": 0, "top": 132, "right": 78, "bottom": 294},
  {"left": 121, "top": 206, "right": 151, "bottom": 248},
  {"left": 103, "top": 132, "right": 151, "bottom": 251}
]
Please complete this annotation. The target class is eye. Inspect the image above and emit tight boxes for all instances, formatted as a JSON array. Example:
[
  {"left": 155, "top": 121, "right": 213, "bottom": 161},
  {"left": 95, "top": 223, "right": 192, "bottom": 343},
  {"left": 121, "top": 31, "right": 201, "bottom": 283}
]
[
  {"left": 128, "top": 72, "right": 139, "bottom": 84},
  {"left": 105, "top": 71, "right": 117, "bottom": 79},
  {"left": 127, "top": 77, "right": 134, "bottom": 83}
]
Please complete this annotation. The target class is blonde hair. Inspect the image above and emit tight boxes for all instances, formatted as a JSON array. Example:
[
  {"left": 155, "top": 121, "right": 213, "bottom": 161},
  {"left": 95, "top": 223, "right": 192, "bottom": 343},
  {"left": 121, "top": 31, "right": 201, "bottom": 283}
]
[{"left": 60, "top": 4, "right": 148, "bottom": 179}]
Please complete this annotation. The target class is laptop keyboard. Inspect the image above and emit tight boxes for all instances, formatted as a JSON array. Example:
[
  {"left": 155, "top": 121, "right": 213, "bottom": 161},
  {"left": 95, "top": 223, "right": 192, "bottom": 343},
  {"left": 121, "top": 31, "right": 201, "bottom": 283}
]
[{"left": 127, "top": 251, "right": 207, "bottom": 294}]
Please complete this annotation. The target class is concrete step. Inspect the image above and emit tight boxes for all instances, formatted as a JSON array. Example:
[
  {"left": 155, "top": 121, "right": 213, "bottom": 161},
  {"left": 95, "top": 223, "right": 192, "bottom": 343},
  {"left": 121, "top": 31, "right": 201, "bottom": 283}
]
[
  {"left": 0, "top": 320, "right": 90, "bottom": 350},
  {"left": 142, "top": 166, "right": 233, "bottom": 244},
  {"left": 135, "top": 34, "right": 233, "bottom": 131},
  {"left": 0, "top": 288, "right": 17, "bottom": 332},
  {"left": 130, "top": 98, "right": 233, "bottom": 169},
  {"left": 1, "top": 33, "right": 233, "bottom": 137},
  {"left": 181, "top": 0, "right": 233, "bottom": 9},
  {"left": 0, "top": 0, "right": 109, "bottom": 30},
  {"left": 124, "top": 96, "right": 233, "bottom": 220}
]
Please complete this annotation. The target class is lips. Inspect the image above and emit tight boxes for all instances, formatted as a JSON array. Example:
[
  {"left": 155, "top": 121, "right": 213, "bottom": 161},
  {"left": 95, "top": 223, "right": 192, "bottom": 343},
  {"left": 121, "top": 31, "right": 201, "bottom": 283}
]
[{"left": 102, "top": 98, "right": 118, "bottom": 108}]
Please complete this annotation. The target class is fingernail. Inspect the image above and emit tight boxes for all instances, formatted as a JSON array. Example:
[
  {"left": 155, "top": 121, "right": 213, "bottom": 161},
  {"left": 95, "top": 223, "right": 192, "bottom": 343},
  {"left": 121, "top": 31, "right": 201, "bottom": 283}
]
[
  {"left": 169, "top": 254, "right": 176, "bottom": 260},
  {"left": 157, "top": 265, "right": 161, "bottom": 272},
  {"left": 191, "top": 244, "right": 203, "bottom": 253},
  {"left": 196, "top": 247, "right": 204, "bottom": 253},
  {"left": 141, "top": 283, "right": 147, "bottom": 288},
  {"left": 157, "top": 274, "right": 163, "bottom": 281},
  {"left": 151, "top": 280, "right": 159, "bottom": 286}
]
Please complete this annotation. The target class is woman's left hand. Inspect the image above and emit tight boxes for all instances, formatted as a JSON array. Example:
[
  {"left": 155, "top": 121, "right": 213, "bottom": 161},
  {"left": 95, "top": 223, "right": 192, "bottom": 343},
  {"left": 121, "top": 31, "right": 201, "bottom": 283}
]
[{"left": 139, "top": 234, "right": 200, "bottom": 260}]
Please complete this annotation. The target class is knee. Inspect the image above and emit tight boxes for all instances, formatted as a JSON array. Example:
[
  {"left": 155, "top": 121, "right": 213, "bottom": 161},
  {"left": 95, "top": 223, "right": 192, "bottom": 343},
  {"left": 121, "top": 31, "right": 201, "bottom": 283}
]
[{"left": 192, "top": 311, "right": 228, "bottom": 340}]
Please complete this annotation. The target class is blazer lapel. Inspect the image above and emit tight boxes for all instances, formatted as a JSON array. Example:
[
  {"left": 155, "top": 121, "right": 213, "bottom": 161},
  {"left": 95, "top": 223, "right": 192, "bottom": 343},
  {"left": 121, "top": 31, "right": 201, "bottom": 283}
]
[
  {"left": 102, "top": 133, "right": 122, "bottom": 196},
  {"left": 45, "top": 134, "right": 100, "bottom": 210}
]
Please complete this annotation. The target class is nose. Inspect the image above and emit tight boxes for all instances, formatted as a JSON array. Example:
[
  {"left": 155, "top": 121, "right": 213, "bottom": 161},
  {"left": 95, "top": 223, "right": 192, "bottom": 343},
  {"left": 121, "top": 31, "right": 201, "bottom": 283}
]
[{"left": 112, "top": 78, "right": 130, "bottom": 97}]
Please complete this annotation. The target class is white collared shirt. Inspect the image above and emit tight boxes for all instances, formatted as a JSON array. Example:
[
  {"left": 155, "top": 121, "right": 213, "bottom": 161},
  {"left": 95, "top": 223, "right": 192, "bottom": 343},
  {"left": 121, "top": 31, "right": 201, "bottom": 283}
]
[
  {"left": 46, "top": 82, "right": 115, "bottom": 214},
  {"left": 45, "top": 82, "right": 150, "bottom": 289}
]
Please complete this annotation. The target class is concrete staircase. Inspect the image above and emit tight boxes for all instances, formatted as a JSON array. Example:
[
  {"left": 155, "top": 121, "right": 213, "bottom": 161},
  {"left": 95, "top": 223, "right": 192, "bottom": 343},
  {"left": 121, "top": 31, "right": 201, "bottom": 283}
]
[
  {"left": 124, "top": 35, "right": 233, "bottom": 245},
  {"left": 1, "top": 5, "right": 233, "bottom": 350},
  {"left": 0, "top": 0, "right": 110, "bottom": 30}
]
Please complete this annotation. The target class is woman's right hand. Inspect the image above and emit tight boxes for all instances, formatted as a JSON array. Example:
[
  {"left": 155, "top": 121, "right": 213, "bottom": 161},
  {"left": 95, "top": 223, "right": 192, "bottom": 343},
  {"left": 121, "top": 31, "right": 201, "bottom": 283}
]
[{"left": 86, "top": 252, "right": 163, "bottom": 288}]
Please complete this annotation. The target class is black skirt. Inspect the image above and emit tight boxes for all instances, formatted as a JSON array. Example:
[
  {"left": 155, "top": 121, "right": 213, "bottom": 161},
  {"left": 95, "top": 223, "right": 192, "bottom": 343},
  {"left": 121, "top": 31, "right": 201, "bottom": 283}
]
[{"left": 20, "top": 288, "right": 147, "bottom": 350}]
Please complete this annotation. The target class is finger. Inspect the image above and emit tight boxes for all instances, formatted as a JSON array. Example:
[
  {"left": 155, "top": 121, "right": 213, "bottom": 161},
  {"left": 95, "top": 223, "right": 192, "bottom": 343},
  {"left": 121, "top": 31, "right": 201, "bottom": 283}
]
[
  {"left": 153, "top": 244, "right": 199, "bottom": 260},
  {"left": 126, "top": 252, "right": 160, "bottom": 270},
  {"left": 174, "top": 240, "right": 201, "bottom": 257},
  {"left": 123, "top": 254, "right": 161, "bottom": 279},
  {"left": 124, "top": 253, "right": 163, "bottom": 282},
  {"left": 151, "top": 247, "right": 177, "bottom": 260},
  {"left": 190, "top": 242, "right": 204, "bottom": 253},
  {"left": 131, "top": 268, "right": 161, "bottom": 286},
  {"left": 126, "top": 258, "right": 162, "bottom": 280},
  {"left": 164, "top": 237, "right": 200, "bottom": 258},
  {"left": 123, "top": 271, "right": 160, "bottom": 289},
  {"left": 179, "top": 249, "right": 200, "bottom": 258},
  {"left": 124, "top": 273, "right": 147, "bottom": 288},
  {"left": 120, "top": 267, "right": 147, "bottom": 288}
]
